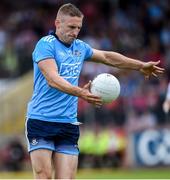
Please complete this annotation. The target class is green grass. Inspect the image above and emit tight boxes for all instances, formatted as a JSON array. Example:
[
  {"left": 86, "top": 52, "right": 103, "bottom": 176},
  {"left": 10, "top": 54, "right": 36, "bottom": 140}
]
[
  {"left": 77, "top": 168, "right": 170, "bottom": 179},
  {"left": 0, "top": 168, "right": 170, "bottom": 179}
]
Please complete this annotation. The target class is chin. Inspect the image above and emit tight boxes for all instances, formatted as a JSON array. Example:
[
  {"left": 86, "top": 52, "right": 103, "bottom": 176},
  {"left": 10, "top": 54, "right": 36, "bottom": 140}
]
[
  {"left": 69, "top": 37, "right": 75, "bottom": 43},
  {"left": 67, "top": 40, "right": 74, "bottom": 44}
]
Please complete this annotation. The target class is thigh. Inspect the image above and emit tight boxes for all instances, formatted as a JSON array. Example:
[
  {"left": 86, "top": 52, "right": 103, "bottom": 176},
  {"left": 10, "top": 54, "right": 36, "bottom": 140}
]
[
  {"left": 53, "top": 123, "right": 80, "bottom": 178},
  {"left": 30, "top": 149, "right": 53, "bottom": 179},
  {"left": 53, "top": 152, "right": 78, "bottom": 179}
]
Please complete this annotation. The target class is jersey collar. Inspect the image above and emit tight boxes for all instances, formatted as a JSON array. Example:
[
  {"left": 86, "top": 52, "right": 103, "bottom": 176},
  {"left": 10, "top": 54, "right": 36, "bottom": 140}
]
[{"left": 50, "top": 31, "right": 72, "bottom": 48}]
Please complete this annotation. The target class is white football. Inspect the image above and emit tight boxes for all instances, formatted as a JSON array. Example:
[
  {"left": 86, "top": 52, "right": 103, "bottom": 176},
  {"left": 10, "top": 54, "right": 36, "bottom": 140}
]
[{"left": 90, "top": 73, "right": 120, "bottom": 103}]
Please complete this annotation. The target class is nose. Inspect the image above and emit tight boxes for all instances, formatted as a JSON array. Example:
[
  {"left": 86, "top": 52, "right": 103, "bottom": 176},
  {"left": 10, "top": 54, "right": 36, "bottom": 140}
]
[{"left": 72, "top": 28, "right": 80, "bottom": 37}]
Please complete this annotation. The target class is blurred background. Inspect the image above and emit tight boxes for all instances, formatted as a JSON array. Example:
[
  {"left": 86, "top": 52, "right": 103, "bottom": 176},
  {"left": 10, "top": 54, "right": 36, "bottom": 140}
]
[{"left": 0, "top": 0, "right": 170, "bottom": 178}]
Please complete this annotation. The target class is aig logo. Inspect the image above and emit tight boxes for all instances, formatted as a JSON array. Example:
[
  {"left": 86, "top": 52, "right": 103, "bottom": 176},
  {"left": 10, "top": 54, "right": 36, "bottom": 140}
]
[
  {"left": 59, "top": 63, "right": 81, "bottom": 78},
  {"left": 136, "top": 129, "right": 170, "bottom": 166}
]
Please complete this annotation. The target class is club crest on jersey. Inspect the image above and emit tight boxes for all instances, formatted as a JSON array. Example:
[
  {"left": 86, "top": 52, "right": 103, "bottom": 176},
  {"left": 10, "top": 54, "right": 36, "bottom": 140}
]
[
  {"left": 73, "top": 50, "right": 81, "bottom": 56},
  {"left": 31, "top": 138, "right": 38, "bottom": 145}
]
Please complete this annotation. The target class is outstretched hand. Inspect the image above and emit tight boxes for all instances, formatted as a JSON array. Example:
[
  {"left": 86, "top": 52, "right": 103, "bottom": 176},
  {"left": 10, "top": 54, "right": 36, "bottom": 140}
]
[{"left": 139, "top": 60, "right": 164, "bottom": 79}]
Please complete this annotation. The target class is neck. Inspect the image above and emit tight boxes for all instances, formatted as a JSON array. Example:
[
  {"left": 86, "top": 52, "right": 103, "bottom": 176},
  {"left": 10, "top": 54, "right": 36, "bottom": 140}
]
[
  {"left": 54, "top": 31, "right": 71, "bottom": 47},
  {"left": 55, "top": 31, "right": 64, "bottom": 42}
]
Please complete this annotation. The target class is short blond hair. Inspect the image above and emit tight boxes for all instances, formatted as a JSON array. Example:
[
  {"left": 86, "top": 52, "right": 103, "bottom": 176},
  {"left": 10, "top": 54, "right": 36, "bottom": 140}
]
[{"left": 57, "top": 3, "right": 83, "bottom": 18}]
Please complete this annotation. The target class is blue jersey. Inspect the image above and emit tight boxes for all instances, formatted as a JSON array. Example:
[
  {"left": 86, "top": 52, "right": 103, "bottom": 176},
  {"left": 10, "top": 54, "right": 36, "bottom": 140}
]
[{"left": 26, "top": 34, "right": 93, "bottom": 123}]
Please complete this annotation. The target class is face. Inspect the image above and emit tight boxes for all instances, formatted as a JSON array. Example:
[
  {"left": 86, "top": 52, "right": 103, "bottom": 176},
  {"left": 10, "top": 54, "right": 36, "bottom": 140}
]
[{"left": 55, "top": 15, "right": 83, "bottom": 44}]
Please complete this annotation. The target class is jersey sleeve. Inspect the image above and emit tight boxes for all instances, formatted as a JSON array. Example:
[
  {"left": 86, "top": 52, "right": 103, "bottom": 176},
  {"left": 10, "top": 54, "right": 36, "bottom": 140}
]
[
  {"left": 32, "top": 38, "right": 55, "bottom": 63},
  {"left": 84, "top": 42, "right": 93, "bottom": 61}
]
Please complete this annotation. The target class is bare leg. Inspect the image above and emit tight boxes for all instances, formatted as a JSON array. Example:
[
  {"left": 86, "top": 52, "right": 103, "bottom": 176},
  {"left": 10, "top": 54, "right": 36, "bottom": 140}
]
[
  {"left": 53, "top": 152, "right": 78, "bottom": 179},
  {"left": 30, "top": 149, "right": 53, "bottom": 179}
]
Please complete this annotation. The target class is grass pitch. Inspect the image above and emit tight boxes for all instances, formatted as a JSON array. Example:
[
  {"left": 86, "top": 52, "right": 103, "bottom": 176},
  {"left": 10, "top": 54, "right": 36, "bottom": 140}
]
[{"left": 0, "top": 168, "right": 170, "bottom": 179}]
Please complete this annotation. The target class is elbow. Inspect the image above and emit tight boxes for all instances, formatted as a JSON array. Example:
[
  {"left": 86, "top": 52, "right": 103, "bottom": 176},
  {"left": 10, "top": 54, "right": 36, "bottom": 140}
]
[{"left": 46, "top": 78, "right": 56, "bottom": 88}]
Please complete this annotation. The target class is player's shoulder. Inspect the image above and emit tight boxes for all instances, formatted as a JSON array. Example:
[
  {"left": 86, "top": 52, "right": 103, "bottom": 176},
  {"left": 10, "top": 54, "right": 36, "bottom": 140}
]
[
  {"left": 39, "top": 35, "right": 56, "bottom": 43},
  {"left": 35, "top": 35, "right": 56, "bottom": 49},
  {"left": 33, "top": 35, "right": 56, "bottom": 51},
  {"left": 74, "top": 39, "right": 90, "bottom": 47},
  {"left": 75, "top": 39, "right": 85, "bottom": 44}
]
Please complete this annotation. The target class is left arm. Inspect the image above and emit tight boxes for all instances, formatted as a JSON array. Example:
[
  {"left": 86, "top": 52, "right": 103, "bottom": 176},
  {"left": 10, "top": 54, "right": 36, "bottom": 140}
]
[{"left": 90, "top": 49, "right": 164, "bottom": 78}]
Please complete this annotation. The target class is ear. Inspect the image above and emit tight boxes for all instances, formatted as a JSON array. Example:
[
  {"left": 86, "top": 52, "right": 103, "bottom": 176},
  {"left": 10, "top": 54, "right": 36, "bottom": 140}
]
[{"left": 55, "top": 19, "right": 60, "bottom": 29}]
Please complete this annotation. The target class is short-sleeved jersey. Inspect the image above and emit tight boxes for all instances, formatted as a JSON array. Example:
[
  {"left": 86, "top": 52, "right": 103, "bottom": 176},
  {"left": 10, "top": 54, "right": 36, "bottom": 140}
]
[{"left": 26, "top": 34, "right": 93, "bottom": 123}]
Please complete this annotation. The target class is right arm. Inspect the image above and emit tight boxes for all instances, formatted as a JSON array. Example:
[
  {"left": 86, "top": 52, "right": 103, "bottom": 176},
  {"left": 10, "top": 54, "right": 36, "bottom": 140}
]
[{"left": 38, "top": 58, "right": 102, "bottom": 106}]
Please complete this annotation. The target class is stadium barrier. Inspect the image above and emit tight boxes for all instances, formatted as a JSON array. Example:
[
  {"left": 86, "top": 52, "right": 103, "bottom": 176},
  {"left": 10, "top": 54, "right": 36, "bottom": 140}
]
[{"left": 127, "top": 128, "right": 170, "bottom": 167}]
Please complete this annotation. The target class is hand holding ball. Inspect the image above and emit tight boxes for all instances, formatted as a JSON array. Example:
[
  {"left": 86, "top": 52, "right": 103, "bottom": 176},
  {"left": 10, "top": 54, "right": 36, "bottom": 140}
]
[{"left": 90, "top": 73, "right": 120, "bottom": 103}]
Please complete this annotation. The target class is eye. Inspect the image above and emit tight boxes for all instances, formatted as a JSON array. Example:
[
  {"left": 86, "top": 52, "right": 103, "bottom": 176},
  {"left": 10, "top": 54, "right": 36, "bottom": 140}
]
[
  {"left": 68, "top": 26, "right": 81, "bottom": 30},
  {"left": 69, "top": 26, "right": 76, "bottom": 29}
]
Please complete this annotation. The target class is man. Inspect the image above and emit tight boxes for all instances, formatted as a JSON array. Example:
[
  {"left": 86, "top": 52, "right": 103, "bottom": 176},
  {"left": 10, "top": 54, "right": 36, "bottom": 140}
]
[{"left": 26, "top": 3, "right": 164, "bottom": 179}]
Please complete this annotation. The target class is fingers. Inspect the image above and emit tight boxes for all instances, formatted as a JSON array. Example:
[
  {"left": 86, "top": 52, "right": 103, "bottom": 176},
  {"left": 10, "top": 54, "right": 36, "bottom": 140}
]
[
  {"left": 149, "top": 61, "right": 164, "bottom": 71},
  {"left": 87, "top": 96, "right": 103, "bottom": 104},
  {"left": 88, "top": 100, "right": 103, "bottom": 107},
  {"left": 142, "top": 60, "right": 165, "bottom": 79},
  {"left": 152, "top": 72, "right": 157, "bottom": 77},
  {"left": 152, "top": 61, "right": 164, "bottom": 74},
  {"left": 86, "top": 94, "right": 103, "bottom": 107},
  {"left": 152, "top": 68, "right": 164, "bottom": 76},
  {"left": 153, "top": 65, "right": 165, "bottom": 72},
  {"left": 83, "top": 81, "right": 91, "bottom": 89},
  {"left": 81, "top": 81, "right": 103, "bottom": 107},
  {"left": 153, "top": 60, "right": 160, "bottom": 65},
  {"left": 145, "top": 71, "right": 160, "bottom": 79}
]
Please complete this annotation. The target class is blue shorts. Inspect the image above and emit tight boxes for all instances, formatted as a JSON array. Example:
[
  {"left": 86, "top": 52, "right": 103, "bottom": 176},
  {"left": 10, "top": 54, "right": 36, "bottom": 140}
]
[{"left": 25, "top": 118, "right": 80, "bottom": 155}]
